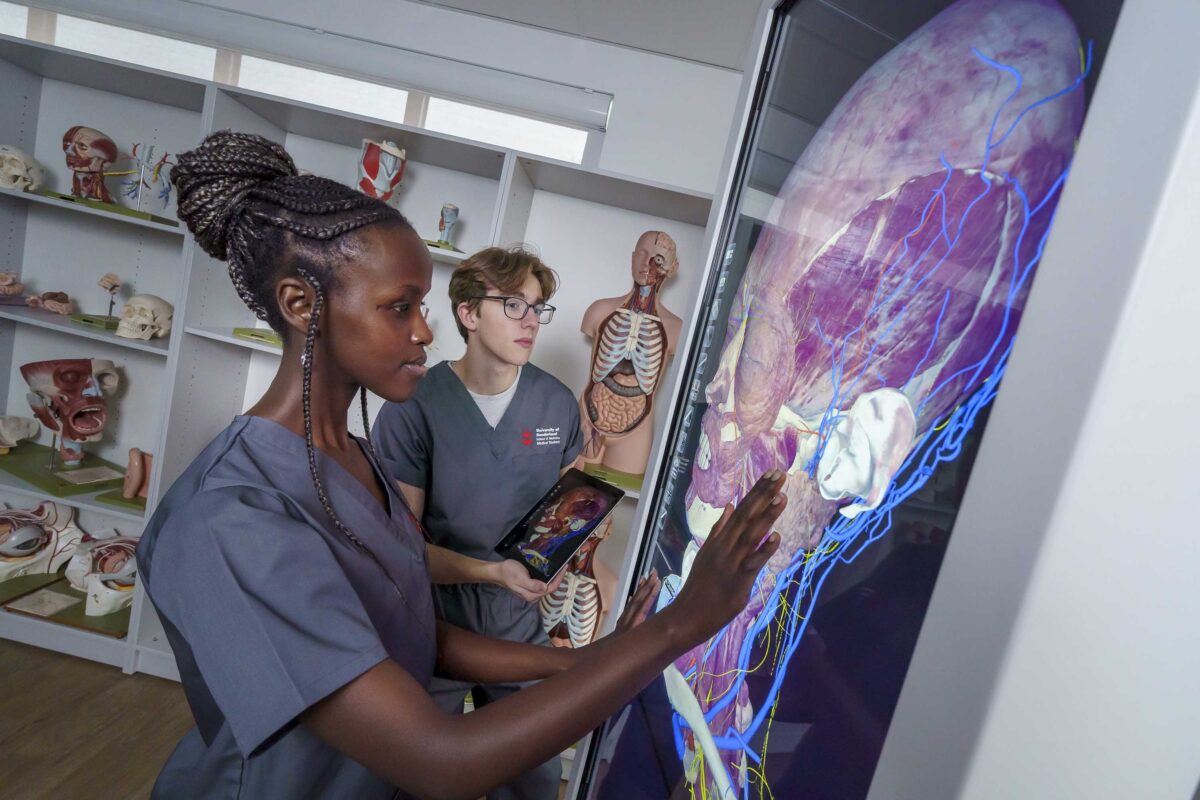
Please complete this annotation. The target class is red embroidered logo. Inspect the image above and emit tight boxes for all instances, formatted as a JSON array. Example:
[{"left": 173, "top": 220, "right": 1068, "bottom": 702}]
[{"left": 521, "top": 430, "right": 533, "bottom": 446}]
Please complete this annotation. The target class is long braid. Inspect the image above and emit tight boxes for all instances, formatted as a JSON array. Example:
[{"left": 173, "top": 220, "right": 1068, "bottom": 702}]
[{"left": 174, "top": 132, "right": 422, "bottom": 603}]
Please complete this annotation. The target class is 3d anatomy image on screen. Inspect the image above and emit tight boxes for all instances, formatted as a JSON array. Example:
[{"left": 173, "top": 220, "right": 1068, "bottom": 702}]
[{"left": 587, "top": 0, "right": 1120, "bottom": 798}]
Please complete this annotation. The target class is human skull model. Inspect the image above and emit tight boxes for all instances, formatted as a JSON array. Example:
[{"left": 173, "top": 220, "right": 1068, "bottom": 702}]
[
  {"left": 115, "top": 294, "right": 173, "bottom": 340},
  {"left": 0, "top": 145, "right": 45, "bottom": 192}
]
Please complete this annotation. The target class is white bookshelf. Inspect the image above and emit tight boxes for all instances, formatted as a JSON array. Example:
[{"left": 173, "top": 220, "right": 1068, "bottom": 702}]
[{"left": 0, "top": 32, "right": 712, "bottom": 680}]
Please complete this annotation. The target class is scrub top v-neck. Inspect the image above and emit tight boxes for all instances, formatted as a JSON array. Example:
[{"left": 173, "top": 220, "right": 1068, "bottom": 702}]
[
  {"left": 137, "top": 415, "right": 436, "bottom": 800},
  {"left": 373, "top": 361, "right": 583, "bottom": 562},
  {"left": 371, "top": 361, "right": 582, "bottom": 641}
]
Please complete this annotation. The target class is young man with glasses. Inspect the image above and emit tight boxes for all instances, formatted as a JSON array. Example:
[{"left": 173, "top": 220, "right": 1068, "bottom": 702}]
[{"left": 371, "top": 246, "right": 581, "bottom": 800}]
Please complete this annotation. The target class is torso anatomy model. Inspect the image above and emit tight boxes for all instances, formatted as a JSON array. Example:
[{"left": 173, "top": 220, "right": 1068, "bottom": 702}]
[{"left": 579, "top": 231, "right": 683, "bottom": 483}]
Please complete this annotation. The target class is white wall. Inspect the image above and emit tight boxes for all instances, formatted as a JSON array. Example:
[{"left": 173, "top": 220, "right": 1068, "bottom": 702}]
[
  {"left": 870, "top": 2, "right": 1200, "bottom": 797},
  {"left": 119, "top": 0, "right": 742, "bottom": 195},
  {"left": 37, "top": 0, "right": 742, "bottom": 193}
]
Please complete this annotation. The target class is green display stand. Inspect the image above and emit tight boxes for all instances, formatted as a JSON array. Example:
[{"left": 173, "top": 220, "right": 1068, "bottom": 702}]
[
  {"left": 582, "top": 462, "right": 645, "bottom": 494},
  {"left": 233, "top": 327, "right": 283, "bottom": 348},
  {"left": 3, "top": 578, "right": 131, "bottom": 639},
  {"left": 94, "top": 490, "right": 146, "bottom": 512},
  {"left": 422, "top": 238, "right": 462, "bottom": 252},
  {"left": 0, "top": 571, "right": 62, "bottom": 606},
  {"left": 69, "top": 313, "right": 120, "bottom": 331},
  {"left": 0, "top": 443, "right": 124, "bottom": 497},
  {"left": 37, "top": 190, "right": 179, "bottom": 227}
]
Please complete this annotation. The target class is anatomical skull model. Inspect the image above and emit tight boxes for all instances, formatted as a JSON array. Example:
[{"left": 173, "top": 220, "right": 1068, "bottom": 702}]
[
  {"left": 658, "top": 0, "right": 1089, "bottom": 796},
  {"left": 62, "top": 125, "right": 118, "bottom": 203},
  {"left": 0, "top": 416, "right": 40, "bottom": 455},
  {"left": 21, "top": 359, "right": 120, "bottom": 467},
  {"left": 579, "top": 231, "right": 683, "bottom": 480},
  {"left": 540, "top": 516, "right": 616, "bottom": 649},
  {"left": 115, "top": 294, "right": 173, "bottom": 340},
  {"left": 65, "top": 536, "right": 137, "bottom": 616},
  {"left": 0, "top": 144, "right": 45, "bottom": 192},
  {"left": 358, "top": 139, "right": 407, "bottom": 203},
  {"left": 0, "top": 501, "right": 85, "bottom": 582}
]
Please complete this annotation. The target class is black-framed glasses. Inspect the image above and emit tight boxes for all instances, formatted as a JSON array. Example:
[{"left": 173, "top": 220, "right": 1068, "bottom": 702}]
[{"left": 471, "top": 296, "right": 556, "bottom": 324}]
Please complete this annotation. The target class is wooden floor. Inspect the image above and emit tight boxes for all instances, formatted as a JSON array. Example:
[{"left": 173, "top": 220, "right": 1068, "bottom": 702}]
[
  {"left": 0, "top": 640, "right": 574, "bottom": 799},
  {"left": 0, "top": 639, "right": 192, "bottom": 799}
]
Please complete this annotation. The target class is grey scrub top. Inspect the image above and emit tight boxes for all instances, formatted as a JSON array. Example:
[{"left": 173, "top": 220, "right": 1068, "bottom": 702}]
[
  {"left": 137, "top": 415, "right": 436, "bottom": 800},
  {"left": 372, "top": 362, "right": 582, "bottom": 641}
]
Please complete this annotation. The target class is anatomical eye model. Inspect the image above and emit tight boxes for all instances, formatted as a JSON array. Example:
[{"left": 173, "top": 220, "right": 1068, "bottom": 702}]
[
  {"left": 65, "top": 535, "right": 138, "bottom": 616},
  {"left": 0, "top": 502, "right": 85, "bottom": 583}
]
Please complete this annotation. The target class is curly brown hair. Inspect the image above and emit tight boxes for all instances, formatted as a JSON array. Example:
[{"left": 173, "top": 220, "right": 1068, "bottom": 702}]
[{"left": 448, "top": 246, "right": 558, "bottom": 342}]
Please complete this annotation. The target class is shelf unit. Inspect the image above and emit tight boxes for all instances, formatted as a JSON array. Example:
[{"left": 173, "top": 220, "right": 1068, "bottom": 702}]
[{"left": 0, "top": 32, "right": 713, "bottom": 684}]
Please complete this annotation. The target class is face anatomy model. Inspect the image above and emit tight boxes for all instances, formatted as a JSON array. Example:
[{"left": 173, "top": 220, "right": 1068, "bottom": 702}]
[
  {"left": 579, "top": 231, "right": 684, "bottom": 481},
  {"left": 20, "top": 358, "right": 119, "bottom": 467}
]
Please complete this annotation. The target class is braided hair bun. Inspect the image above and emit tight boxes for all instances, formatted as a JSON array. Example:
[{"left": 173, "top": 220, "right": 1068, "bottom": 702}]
[
  {"left": 172, "top": 131, "right": 298, "bottom": 260},
  {"left": 170, "top": 131, "right": 406, "bottom": 328}
]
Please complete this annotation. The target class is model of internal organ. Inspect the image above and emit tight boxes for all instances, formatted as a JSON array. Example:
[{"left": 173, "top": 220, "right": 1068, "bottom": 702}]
[
  {"left": 580, "top": 232, "right": 683, "bottom": 477},
  {"left": 26, "top": 291, "right": 74, "bottom": 315},
  {"left": 0, "top": 416, "right": 40, "bottom": 455},
  {"left": 62, "top": 126, "right": 118, "bottom": 203},
  {"left": 358, "top": 139, "right": 407, "bottom": 202},
  {"left": 122, "top": 448, "right": 152, "bottom": 500},
  {"left": 540, "top": 518, "right": 616, "bottom": 648},
  {"left": 0, "top": 502, "right": 85, "bottom": 582},
  {"left": 665, "top": 0, "right": 1088, "bottom": 794},
  {"left": 0, "top": 273, "right": 23, "bottom": 298},
  {"left": 21, "top": 359, "right": 120, "bottom": 467},
  {"left": 65, "top": 536, "right": 137, "bottom": 615}
]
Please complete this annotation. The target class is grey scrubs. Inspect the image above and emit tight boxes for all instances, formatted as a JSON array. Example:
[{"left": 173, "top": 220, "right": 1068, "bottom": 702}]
[
  {"left": 372, "top": 361, "right": 582, "bottom": 800},
  {"left": 137, "top": 415, "right": 436, "bottom": 800}
]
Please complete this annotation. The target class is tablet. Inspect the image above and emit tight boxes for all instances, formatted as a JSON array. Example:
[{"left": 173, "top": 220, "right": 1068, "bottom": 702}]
[{"left": 495, "top": 468, "right": 624, "bottom": 583}]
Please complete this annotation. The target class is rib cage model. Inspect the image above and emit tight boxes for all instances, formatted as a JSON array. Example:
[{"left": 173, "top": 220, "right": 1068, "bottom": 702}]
[
  {"left": 540, "top": 569, "right": 602, "bottom": 648},
  {"left": 586, "top": 305, "right": 668, "bottom": 435}
]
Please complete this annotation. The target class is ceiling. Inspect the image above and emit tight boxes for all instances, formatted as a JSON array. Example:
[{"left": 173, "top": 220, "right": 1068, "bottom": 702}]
[{"left": 412, "top": 0, "right": 764, "bottom": 71}]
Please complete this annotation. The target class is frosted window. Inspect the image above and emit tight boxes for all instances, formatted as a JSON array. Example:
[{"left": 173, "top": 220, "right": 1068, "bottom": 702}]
[
  {"left": 0, "top": 1, "right": 27, "bottom": 38},
  {"left": 425, "top": 98, "right": 587, "bottom": 163},
  {"left": 54, "top": 15, "right": 216, "bottom": 79},
  {"left": 239, "top": 56, "right": 409, "bottom": 125}
]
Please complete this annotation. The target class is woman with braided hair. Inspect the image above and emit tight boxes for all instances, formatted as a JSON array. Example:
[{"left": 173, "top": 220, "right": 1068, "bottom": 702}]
[{"left": 135, "top": 131, "right": 787, "bottom": 800}]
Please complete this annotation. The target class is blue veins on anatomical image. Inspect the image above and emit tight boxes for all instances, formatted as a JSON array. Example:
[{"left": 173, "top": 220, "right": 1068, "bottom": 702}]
[{"left": 592, "top": 0, "right": 1109, "bottom": 798}]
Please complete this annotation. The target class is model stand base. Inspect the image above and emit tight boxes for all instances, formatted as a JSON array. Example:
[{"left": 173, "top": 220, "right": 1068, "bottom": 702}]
[
  {"left": 95, "top": 490, "right": 147, "bottom": 512},
  {"left": 37, "top": 190, "right": 179, "bottom": 227},
  {"left": 233, "top": 327, "right": 283, "bottom": 348},
  {"left": 0, "top": 571, "right": 61, "bottom": 606},
  {"left": 0, "top": 443, "right": 125, "bottom": 497},
  {"left": 582, "top": 462, "right": 644, "bottom": 493},
  {"left": 69, "top": 313, "right": 120, "bottom": 331},
  {"left": 4, "top": 578, "right": 130, "bottom": 638}
]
